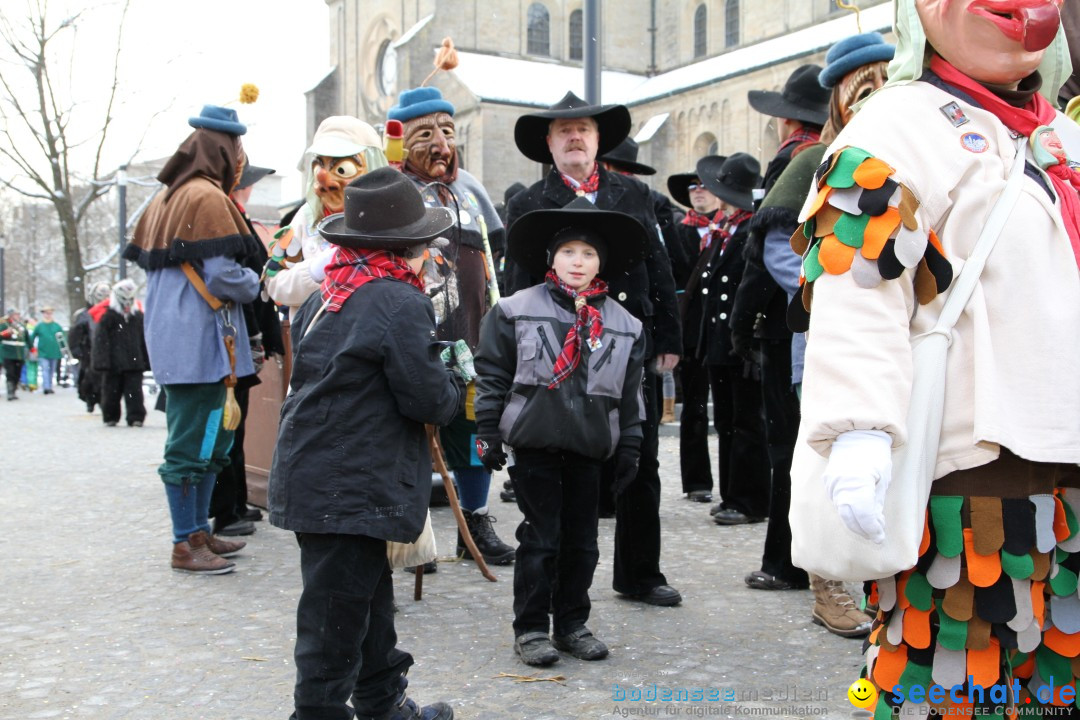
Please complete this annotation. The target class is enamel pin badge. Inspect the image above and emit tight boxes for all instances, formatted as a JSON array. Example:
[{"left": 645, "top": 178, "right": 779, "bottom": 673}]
[{"left": 940, "top": 101, "right": 969, "bottom": 128}]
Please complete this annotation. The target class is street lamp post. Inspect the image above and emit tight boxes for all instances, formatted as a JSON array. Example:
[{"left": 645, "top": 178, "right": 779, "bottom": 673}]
[
  {"left": 117, "top": 165, "right": 128, "bottom": 280},
  {"left": 584, "top": 0, "right": 601, "bottom": 104}
]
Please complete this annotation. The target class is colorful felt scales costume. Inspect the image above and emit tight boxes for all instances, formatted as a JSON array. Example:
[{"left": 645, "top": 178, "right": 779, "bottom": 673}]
[{"left": 793, "top": 3, "right": 1080, "bottom": 712}]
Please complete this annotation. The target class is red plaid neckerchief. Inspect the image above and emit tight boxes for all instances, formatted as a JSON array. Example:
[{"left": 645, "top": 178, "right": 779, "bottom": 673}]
[
  {"left": 560, "top": 165, "right": 600, "bottom": 196},
  {"left": 714, "top": 209, "right": 753, "bottom": 255},
  {"left": 545, "top": 269, "right": 608, "bottom": 389},
  {"left": 683, "top": 209, "right": 728, "bottom": 251},
  {"left": 320, "top": 246, "right": 424, "bottom": 312},
  {"left": 779, "top": 128, "right": 821, "bottom": 157},
  {"left": 931, "top": 55, "right": 1080, "bottom": 271}
]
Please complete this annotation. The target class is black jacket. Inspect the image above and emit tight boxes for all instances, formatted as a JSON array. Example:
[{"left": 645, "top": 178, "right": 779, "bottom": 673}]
[
  {"left": 91, "top": 308, "right": 149, "bottom": 373},
  {"left": 698, "top": 221, "right": 753, "bottom": 364},
  {"left": 505, "top": 166, "right": 682, "bottom": 360},
  {"left": 267, "top": 278, "right": 462, "bottom": 542},
  {"left": 474, "top": 282, "right": 645, "bottom": 460}
]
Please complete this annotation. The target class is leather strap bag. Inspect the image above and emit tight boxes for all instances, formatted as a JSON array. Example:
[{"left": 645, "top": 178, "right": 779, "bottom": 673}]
[
  {"left": 788, "top": 138, "right": 1028, "bottom": 581},
  {"left": 180, "top": 262, "right": 242, "bottom": 431}
]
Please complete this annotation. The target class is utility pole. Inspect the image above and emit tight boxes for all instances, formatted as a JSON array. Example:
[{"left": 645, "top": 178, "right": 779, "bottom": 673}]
[
  {"left": 584, "top": 0, "right": 601, "bottom": 104},
  {"left": 0, "top": 241, "right": 5, "bottom": 312},
  {"left": 117, "top": 165, "right": 128, "bottom": 280}
]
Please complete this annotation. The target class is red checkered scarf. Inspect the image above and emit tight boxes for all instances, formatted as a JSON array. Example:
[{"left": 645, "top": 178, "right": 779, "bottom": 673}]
[
  {"left": 320, "top": 246, "right": 424, "bottom": 312},
  {"left": 559, "top": 165, "right": 600, "bottom": 195},
  {"left": 682, "top": 208, "right": 728, "bottom": 250},
  {"left": 779, "top": 127, "right": 821, "bottom": 157},
  {"left": 715, "top": 209, "right": 753, "bottom": 254},
  {"left": 545, "top": 269, "right": 608, "bottom": 389}
]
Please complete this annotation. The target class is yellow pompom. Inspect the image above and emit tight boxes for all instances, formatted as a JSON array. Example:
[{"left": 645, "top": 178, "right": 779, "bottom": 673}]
[{"left": 239, "top": 83, "right": 260, "bottom": 104}]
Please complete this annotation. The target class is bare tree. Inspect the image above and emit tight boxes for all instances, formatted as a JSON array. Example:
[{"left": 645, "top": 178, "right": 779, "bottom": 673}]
[{"left": 0, "top": 0, "right": 131, "bottom": 319}]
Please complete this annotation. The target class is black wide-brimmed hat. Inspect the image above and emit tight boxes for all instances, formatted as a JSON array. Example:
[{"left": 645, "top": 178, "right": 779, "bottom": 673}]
[
  {"left": 508, "top": 196, "right": 648, "bottom": 278},
  {"left": 514, "top": 91, "right": 632, "bottom": 165},
  {"left": 699, "top": 153, "right": 762, "bottom": 212},
  {"left": 317, "top": 167, "right": 455, "bottom": 249},
  {"left": 747, "top": 64, "right": 829, "bottom": 127},
  {"left": 667, "top": 155, "right": 726, "bottom": 208},
  {"left": 599, "top": 137, "right": 656, "bottom": 176},
  {"left": 237, "top": 163, "right": 275, "bottom": 190}
]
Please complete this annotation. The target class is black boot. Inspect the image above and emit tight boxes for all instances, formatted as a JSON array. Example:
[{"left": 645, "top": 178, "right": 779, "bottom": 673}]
[
  {"left": 499, "top": 479, "right": 516, "bottom": 503},
  {"left": 457, "top": 509, "right": 515, "bottom": 565}
]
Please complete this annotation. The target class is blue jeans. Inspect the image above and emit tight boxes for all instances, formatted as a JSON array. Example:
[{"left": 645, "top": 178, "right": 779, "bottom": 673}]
[
  {"left": 163, "top": 472, "right": 215, "bottom": 544},
  {"left": 38, "top": 357, "right": 57, "bottom": 390}
]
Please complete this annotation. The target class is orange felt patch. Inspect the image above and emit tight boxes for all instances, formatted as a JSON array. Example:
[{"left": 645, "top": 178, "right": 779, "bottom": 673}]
[
  {"left": 897, "top": 572, "right": 911, "bottom": 611},
  {"left": 873, "top": 644, "right": 908, "bottom": 695},
  {"left": 861, "top": 207, "right": 900, "bottom": 260},
  {"left": 868, "top": 582, "right": 880, "bottom": 606},
  {"left": 853, "top": 157, "right": 894, "bottom": 190},
  {"left": 1032, "top": 580, "right": 1046, "bottom": 628},
  {"left": 869, "top": 624, "right": 882, "bottom": 646},
  {"left": 919, "top": 510, "right": 931, "bottom": 556},
  {"left": 1054, "top": 494, "right": 1070, "bottom": 542},
  {"left": 902, "top": 604, "right": 932, "bottom": 649},
  {"left": 928, "top": 228, "right": 945, "bottom": 256},
  {"left": 964, "top": 527, "right": 1002, "bottom": 587},
  {"left": 966, "top": 639, "right": 1001, "bottom": 688},
  {"left": 818, "top": 234, "right": 857, "bottom": 275},
  {"left": 806, "top": 186, "right": 832, "bottom": 218},
  {"left": 1014, "top": 653, "right": 1036, "bottom": 678},
  {"left": 1045, "top": 626, "right": 1080, "bottom": 658}
]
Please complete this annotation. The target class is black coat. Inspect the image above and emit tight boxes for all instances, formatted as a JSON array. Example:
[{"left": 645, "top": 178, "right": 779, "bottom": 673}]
[
  {"left": 91, "top": 308, "right": 149, "bottom": 373},
  {"left": 697, "top": 222, "right": 753, "bottom": 364},
  {"left": 267, "top": 278, "right": 462, "bottom": 542},
  {"left": 505, "top": 166, "right": 682, "bottom": 360}
]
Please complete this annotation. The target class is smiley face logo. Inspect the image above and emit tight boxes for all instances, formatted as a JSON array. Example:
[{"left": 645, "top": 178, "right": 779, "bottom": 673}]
[{"left": 847, "top": 678, "right": 878, "bottom": 709}]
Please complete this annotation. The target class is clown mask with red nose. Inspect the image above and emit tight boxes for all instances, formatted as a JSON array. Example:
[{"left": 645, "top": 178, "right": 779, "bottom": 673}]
[{"left": 917, "top": 0, "right": 1064, "bottom": 86}]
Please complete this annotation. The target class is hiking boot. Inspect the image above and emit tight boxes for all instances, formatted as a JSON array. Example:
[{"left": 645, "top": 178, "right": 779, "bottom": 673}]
[
  {"left": 215, "top": 519, "right": 255, "bottom": 536},
  {"left": 500, "top": 479, "right": 516, "bottom": 503},
  {"left": 810, "top": 574, "right": 872, "bottom": 638},
  {"left": 172, "top": 532, "right": 235, "bottom": 575},
  {"left": 206, "top": 533, "right": 246, "bottom": 558},
  {"left": 514, "top": 632, "right": 560, "bottom": 666},
  {"left": 553, "top": 626, "right": 609, "bottom": 660},
  {"left": 457, "top": 509, "right": 515, "bottom": 565}
]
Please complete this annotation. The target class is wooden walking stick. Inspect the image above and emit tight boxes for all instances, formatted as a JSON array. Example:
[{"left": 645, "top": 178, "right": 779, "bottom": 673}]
[{"left": 427, "top": 425, "right": 498, "bottom": 582}]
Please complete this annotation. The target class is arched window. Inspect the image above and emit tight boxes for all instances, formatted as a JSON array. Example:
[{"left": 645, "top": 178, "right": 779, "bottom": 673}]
[
  {"left": 694, "top": 132, "right": 718, "bottom": 159},
  {"left": 693, "top": 4, "right": 707, "bottom": 59},
  {"left": 569, "top": 9, "right": 583, "bottom": 61},
  {"left": 725, "top": 0, "right": 739, "bottom": 48},
  {"left": 527, "top": 3, "right": 551, "bottom": 56}
]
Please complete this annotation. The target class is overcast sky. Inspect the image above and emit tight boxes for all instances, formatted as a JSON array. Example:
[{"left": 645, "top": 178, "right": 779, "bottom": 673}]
[{"left": 3, "top": 0, "right": 330, "bottom": 198}]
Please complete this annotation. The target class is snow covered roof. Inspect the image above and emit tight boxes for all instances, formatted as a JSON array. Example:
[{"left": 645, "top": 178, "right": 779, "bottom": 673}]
[
  {"left": 448, "top": 4, "right": 892, "bottom": 108},
  {"left": 393, "top": 15, "right": 434, "bottom": 49}
]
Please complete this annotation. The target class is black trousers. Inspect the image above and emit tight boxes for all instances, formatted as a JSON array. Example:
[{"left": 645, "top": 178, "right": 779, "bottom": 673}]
[
  {"left": 211, "top": 384, "right": 251, "bottom": 527},
  {"left": 708, "top": 362, "right": 771, "bottom": 518},
  {"left": 3, "top": 358, "right": 23, "bottom": 397},
  {"left": 678, "top": 356, "right": 713, "bottom": 494},
  {"left": 757, "top": 339, "right": 808, "bottom": 588},
  {"left": 509, "top": 448, "right": 601, "bottom": 637},
  {"left": 292, "top": 533, "right": 413, "bottom": 720},
  {"left": 100, "top": 370, "right": 146, "bottom": 425},
  {"left": 612, "top": 370, "right": 668, "bottom": 595}
]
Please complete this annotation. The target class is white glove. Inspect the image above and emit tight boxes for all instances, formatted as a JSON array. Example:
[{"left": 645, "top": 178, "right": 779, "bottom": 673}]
[
  {"left": 822, "top": 429, "right": 893, "bottom": 544},
  {"left": 307, "top": 244, "right": 338, "bottom": 283}
]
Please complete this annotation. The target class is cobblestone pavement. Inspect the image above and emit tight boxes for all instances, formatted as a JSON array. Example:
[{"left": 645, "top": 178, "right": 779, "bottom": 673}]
[{"left": 2, "top": 387, "right": 865, "bottom": 719}]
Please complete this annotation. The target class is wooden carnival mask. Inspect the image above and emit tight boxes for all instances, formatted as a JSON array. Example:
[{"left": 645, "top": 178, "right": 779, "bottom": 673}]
[
  {"left": 916, "top": 0, "right": 1063, "bottom": 85},
  {"left": 402, "top": 112, "right": 457, "bottom": 180}
]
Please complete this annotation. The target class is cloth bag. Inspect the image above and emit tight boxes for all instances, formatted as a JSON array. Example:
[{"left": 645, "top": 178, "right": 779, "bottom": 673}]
[
  {"left": 789, "top": 138, "right": 1027, "bottom": 582},
  {"left": 385, "top": 511, "right": 438, "bottom": 569}
]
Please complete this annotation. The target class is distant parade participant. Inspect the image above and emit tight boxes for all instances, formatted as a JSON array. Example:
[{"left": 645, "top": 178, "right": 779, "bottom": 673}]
[
  {"left": 1, "top": 308, "right": 28, "bottom": 401},
  {"left": 30, "top": 307, "right": 64, "bottom": 395},
  {"left": 507, "top": 91, "right": 682, "bottom": 607},
  {"left": 388, "top": 84, "right": 514, "bottom": 568},
  {"left": 792, "top": 0, "right": 1080, "bottom": 713},
  {"left": 69, "top": 281, "right": 111, "bottom": 412},
  {"left": 91, "top": 279, "right": 148, "bottom": 428}
]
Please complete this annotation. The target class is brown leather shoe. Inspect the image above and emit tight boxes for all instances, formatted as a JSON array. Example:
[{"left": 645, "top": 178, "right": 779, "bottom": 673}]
[
  {"left": 205, "top": 533, "right": 246, "bottom": 558},
  {"left": 172, "top": 532, "right": 235, "bottom": 575}
]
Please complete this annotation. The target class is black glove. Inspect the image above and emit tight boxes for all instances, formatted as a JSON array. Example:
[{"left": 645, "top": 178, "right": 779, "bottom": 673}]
[
  {"left": 730, "top": 330, "right": 753, "bottom": 362},
  {"left": 475, "top": 435, "right": 508, "bottom": 472},
  {"left": 612, "top": 449, "right": 640, "bottom": 497},
  {"left": 449, "top": 372, "right": 467, "bottom": 415}
]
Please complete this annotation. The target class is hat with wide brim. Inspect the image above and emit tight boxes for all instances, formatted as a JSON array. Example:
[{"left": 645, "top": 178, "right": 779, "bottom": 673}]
[
  {"left": 699, "top": 153, "right": 762, "bottom": 213},
  {"left": 317, "top": 167, "right": 455, "bottom": 249},
  {"left": 188, "top": 105, "right": 247, "bottom": 136},
  {"left": 508, "top": 196, "right": 648, "bottom": 279},
  {"left": 237, "top": 163, "right": 276, "bottom": 190},
  {"left": 514, "top": 92, "right": 631, "bottom": 165},
  {"left": 747, "top": 64, "right": 829, "bottom": 127},
  {"left": 599, "top": 137, "right": 656, "bottom": 176},
  {"left": 667, "top": 154, "right": 727, "bottom": 208}
]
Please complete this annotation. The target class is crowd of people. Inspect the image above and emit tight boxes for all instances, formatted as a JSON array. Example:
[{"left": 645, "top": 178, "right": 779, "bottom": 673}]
[{"left": 7, "top": 1, "right": 1080, "bottom": 717}]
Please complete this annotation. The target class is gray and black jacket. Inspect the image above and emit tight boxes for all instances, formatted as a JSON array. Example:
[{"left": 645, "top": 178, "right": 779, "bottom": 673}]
[{"left": 474, "top": 281, "right": 646, "bottom": 461}]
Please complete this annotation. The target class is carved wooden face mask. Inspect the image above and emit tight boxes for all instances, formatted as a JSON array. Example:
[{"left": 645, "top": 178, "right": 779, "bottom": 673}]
[
  {"left": 916, "top": 0, "right": 1062, "bottom": 84},
  {"left": 402, "top": 112, "right": 457, "bottom": 179}
]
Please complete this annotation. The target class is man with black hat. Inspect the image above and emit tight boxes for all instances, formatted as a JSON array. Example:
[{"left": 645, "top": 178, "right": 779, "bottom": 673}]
[
  {"left": 269, "top": 167, "right": 463, "bottom": 720},
  {"left": 475, "top": 196, "right": 648, "bottom": 667},
  {"left": 506, "top": 91, "right": 682, "bottom": 608},
  {"left": 727, "top": 66, "right": 828, "bottom": 587}
]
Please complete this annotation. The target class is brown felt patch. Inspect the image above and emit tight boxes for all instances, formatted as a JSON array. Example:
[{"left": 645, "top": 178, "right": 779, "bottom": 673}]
[
  {"left": 970, "top": 497, "right": 1005, "bottom": 556},
  {"left": 914, "top": 259, "right": 938, "bottom": 305},
  {"left": 943, "top": 574, "right": 975, "bottom": 621},
  {"left": 813, "top": 204, "right": 843, "bottom": 238},
  {"left": 790, "top": 226, "right": 810, "bottom": 256},
  {"left": 966, "top": 614, "right": 991, "bottom": 650},
  {"left": 898, "top": 186, "right": 920, "bottom": 231},
  {"left": 1031, "top": 551, "right": 1051, "bottom": 581}
]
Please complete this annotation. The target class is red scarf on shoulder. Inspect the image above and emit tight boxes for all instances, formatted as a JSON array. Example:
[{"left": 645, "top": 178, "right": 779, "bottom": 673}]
[
  {"left": 930, "top": 55, "right": 1080, "bottom": 269},
  {"left": 320, "top": 247, "right": 424, "bottom": 312}
]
